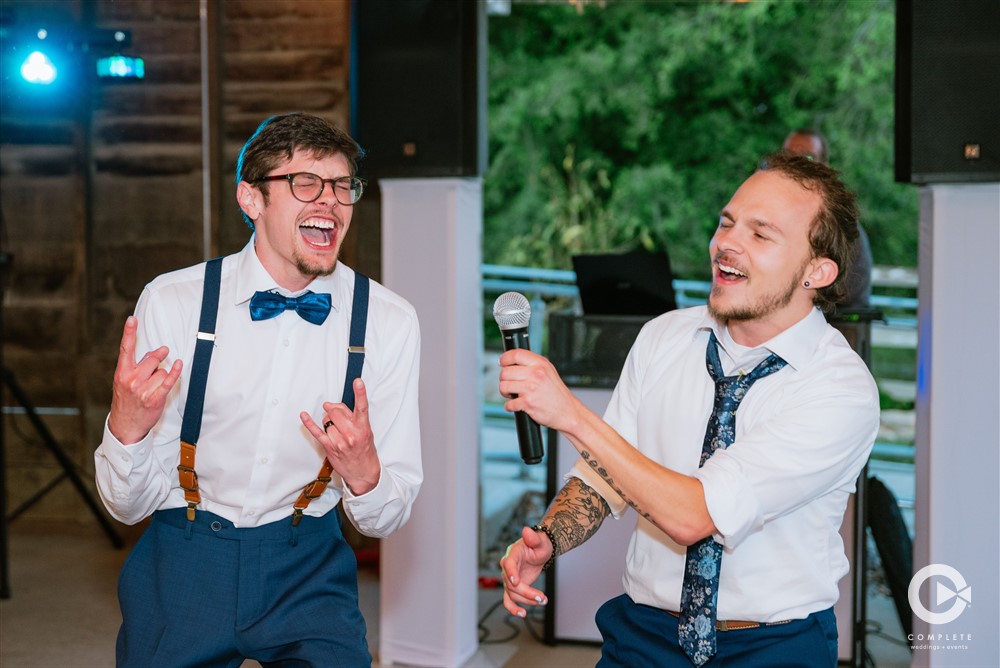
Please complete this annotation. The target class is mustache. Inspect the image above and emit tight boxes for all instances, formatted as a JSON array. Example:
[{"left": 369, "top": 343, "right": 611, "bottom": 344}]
[{"left": 713, "top": 252, "right": 745, "bottom": 271}]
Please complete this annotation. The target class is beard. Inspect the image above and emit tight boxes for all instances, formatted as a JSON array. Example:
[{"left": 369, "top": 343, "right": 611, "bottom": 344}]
[
  {"left": 707, "top": 263, "right": 806, "bottom": 322},
  {"left": 294, "top": 250, "right": 339, "bottom": 279}
]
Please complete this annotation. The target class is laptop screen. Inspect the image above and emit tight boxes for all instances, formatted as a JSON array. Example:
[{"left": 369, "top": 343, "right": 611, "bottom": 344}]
[{"left": 572, "top": 250, "right": 677, "bottom": 316}]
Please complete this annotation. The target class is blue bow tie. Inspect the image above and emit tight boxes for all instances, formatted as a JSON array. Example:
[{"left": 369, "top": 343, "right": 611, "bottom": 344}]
[{"left": 249, "top": 290, "right": 332, "bottom": 325}]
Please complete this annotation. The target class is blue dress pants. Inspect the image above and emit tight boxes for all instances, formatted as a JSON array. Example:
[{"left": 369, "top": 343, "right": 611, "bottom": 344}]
[
  {"left": 596, "top": 593, "right": 838, "bottom": 667},
  {"left": 116, "top": 507, "right": 371, "bottom": 668}
]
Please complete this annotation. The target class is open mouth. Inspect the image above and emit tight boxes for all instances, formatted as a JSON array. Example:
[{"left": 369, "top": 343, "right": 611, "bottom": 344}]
[
  {"left": 716, "top": 260, "right": 747, "bottom": 283},
  {"left": 300, "top": 218, "right": 337, "bottom": 248}
]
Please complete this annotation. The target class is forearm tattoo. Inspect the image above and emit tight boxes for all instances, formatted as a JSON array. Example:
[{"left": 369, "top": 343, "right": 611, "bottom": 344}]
[
  {"left": 544, "top": 477, "right": 611, "bottom": 556},
  {"left": 580, "top": 450, "right": 663, "bottom": 532}
]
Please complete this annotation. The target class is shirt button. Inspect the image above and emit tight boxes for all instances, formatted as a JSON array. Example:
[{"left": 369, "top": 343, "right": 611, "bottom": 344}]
[
  {"left": 271, "top": 399, "right": 278, "bottom": 406},
  {"left": 260, "top": 457, "right": 269, "bottom": 465},
  {"left": 247, "top": 510, "right": 256, "bottom": 517},
  {"left": 283, "top": 339, "right": 290, "bottom": 347}
]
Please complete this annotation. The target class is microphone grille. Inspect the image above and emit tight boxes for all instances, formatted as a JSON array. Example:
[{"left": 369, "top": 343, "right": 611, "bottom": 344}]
[{"left": 492, "top": 291, "right": 531, "bottom": 330}]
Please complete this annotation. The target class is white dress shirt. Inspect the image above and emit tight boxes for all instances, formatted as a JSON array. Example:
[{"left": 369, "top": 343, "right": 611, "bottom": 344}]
[
  {"left": 569, "top": 305, "right": 879, "bottom": 622},
  {"left": 95, "top": 239, "right": 422, "bottom": 534}
]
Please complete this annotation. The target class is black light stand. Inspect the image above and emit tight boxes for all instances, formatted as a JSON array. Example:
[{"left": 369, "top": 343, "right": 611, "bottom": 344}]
[{"left": 827, "top": 306, "right": 883, "bottom": 668}]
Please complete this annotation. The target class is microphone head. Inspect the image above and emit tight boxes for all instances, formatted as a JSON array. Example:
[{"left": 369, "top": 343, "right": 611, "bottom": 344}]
[{"left": 492, "top": 291, "right": 531, "bottom": 331}]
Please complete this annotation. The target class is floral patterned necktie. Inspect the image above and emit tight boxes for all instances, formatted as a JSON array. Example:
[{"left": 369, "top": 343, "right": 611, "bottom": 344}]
[{"left": 678, "top": 331, "right": 787, "bottom": 666}]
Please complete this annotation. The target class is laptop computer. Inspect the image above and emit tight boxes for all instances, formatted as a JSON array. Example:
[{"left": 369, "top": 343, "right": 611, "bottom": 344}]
[{"left": 572, "top": 249, "right": 677, "bottom": 316}]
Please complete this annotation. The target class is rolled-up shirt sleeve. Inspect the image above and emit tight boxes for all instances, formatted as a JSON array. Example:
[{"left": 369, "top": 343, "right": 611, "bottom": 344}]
[{"left": 693, "top": 361, "right": 879, "bottom": 549}]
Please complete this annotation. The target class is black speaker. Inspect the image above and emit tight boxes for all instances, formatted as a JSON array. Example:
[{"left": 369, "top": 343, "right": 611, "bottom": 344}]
[
  {"left": 895, "top": 0, "right": 1000, "bottom": 184},
  {"left": 350, "top": 0, "right": 486, "bottom": 179}
]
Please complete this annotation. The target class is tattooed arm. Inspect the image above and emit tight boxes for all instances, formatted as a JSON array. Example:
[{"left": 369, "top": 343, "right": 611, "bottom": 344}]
[
  {"left": 499, "top": 477, "right": 611, "bottom": 618},
  {"left": 543, "top": 476, "right": 611, "bottom": 555},
  {"left": 498, "top": 347, "right": 715, "bottom": 546}
]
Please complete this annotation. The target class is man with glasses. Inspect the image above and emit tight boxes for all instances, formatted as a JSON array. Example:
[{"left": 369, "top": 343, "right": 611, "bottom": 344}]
[{"left": 95, "top": 112, "right": 422, "bottom": 667}]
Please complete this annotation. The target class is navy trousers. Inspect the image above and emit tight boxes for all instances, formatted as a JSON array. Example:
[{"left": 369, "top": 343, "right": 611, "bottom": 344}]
[
  {"left": 116, "top": 508, "right": 371, "bottom": 668},
  {"left": 595, "top": 594, "right": 838, "bottom": 667}
]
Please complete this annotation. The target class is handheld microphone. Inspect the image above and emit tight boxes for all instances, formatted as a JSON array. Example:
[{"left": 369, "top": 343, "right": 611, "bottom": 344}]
[{"left": 492, "top": 291, "right": 545, "bottom": 465}]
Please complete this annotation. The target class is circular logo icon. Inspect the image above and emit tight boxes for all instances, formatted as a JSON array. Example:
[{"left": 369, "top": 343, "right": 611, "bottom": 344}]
[{"left": 908, "top": 564, "right": 972, "bottom": 625}]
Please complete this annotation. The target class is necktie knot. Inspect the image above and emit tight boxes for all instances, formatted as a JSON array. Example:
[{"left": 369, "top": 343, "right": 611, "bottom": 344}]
[{"left": 249, "top": 290, "right": 331, "bottom": 325}]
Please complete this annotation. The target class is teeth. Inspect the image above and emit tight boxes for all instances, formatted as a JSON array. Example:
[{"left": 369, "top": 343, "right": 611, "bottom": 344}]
[
  {"left": 301, "top": 218, "right": 335, "bottom": 229},
  {"left": 718, "top": 262, "right": 746, "bottom": 277}
]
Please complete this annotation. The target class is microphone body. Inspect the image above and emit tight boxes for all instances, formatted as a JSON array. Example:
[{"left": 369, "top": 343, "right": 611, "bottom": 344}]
[
  {"left": 499, "top": 326, "right": 545, "bottom": 465},
  {"left": 493, "top": 292, "right": 545, "bottom": 465}
]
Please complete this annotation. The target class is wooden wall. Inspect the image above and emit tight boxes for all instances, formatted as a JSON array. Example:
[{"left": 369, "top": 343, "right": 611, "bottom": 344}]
[{"left": 1, "top": 0, "right": 382, "bottom": 524}]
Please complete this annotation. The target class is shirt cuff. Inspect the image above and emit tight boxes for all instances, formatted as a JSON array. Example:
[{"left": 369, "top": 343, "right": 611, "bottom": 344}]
[
  {"left": 692, "top": 451, "right": 762, "bottom": 549},
  {"left": 341, "top": 462, "right": 388, "bottom": 513},
  {"left": 100, "top": 416, "right": 154, "bottom": 472},
  {"left": 567, "top": 461, "right": 628, "bottom": 519}
]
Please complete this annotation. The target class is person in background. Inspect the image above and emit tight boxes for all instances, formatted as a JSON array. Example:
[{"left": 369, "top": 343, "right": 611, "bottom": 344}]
[
  {"left": 95, "top": 112, "right": 422, "bottom": 667},
  {"left": 498, "top": 152, "right": 879, "bottom": 666},
  {"left": 783, "top": 128, "right": 872, "bottom": 310}
]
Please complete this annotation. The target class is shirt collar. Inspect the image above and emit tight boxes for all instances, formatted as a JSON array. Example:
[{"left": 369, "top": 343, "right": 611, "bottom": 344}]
[
  {"left": 233, "top": 236, "right": 345, "bottom": 313},
  {"left": 696, "top": 306, "right": 829, "bottom": 372}
]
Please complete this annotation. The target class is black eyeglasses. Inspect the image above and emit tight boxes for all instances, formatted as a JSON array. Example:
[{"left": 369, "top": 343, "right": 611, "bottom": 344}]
[{"left": 254, "top": 172, "right": 366, "bottom": 206}]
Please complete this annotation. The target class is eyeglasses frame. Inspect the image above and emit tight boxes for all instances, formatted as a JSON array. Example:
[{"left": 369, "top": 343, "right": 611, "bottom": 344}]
[{"left": 253, "top": 172, "right": 367, "bottom": 206}]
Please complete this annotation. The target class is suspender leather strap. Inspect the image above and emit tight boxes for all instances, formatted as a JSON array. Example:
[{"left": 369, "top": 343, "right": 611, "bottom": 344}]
[
  {"left": 178, "top": 257, "right": 224, "bottom": 521},
  {"left": 292, "top": 273, "right": 369, "bottom": 525}
]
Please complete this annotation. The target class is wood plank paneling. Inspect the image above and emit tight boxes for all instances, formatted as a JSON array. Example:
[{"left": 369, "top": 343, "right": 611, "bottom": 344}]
[{"left": 1, "top": 0, "right": 357, "bottom": 524}]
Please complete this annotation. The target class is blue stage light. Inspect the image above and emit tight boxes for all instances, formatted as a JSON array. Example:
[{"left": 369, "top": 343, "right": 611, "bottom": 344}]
[
  {"left": 19, "top": 49, "right": 57, "bottom": 84},
  {"left": 96, "top": 54, "right": 144, "bottom": 79}
]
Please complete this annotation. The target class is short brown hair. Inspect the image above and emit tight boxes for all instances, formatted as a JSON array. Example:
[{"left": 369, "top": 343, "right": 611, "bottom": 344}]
[
  {"left": 758, "top": 152, "right": 860, "bottom": 312},
  {"left": 236, "top": 112, "right": 364, "bottom": 228}
]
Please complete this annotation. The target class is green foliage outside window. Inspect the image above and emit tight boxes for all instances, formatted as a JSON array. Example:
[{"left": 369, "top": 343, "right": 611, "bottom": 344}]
[{"left": 485, "top": 0, "right": 918, "bottom": 279}]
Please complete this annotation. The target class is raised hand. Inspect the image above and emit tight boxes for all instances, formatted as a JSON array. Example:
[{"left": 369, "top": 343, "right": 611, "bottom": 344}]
[
  {"left": 300, "top": 378, "right": 381, "bottom": 496},
  {"left": 107, "top": 316, "right": 182, "bottom": 445}
]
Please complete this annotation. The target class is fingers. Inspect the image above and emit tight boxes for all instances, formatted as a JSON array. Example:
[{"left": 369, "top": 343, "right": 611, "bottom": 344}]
[
  {"left": 117, "top": 316, "right": 139, "bottom": 371},
  {"left": 107, "top": 327, "right": 181, "bottom": 446},
  {"left": 352, "top": 378, "right": 368, "bottom": 417},
  {"left": 498, "top": 537, "right": 548, "bottom": 618},
  {"left": 300, "top": 408, "right": 362, "bottom": 448},
  {"left": 152, "top": 358, "right": 183, "bottom": 395},
  {"left": 299, "top": 411, "right": 328, "bottom": 442},
  {"left": 116, "top": 317, "right": 173, "bottom": 385},
  {"left": 501, "top": 571, "right": 547, "bottom": 617},
  {"left": 521, "top": 524, "right": 546, "bottom": 549},
  {"left": 498, "top": 348, "right": 543, "bottom": 367}
]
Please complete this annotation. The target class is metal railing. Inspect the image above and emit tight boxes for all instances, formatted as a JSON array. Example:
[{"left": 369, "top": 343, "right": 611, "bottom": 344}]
[{"left": 482, "top": 263, "right": 918, "bottom": 463}]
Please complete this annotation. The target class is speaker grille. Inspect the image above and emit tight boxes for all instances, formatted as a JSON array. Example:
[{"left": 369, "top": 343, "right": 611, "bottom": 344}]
[
  {"left": 351, "top": 0, "right": 486, "bottom": 178},
  {"left": 895, "top": 0, "right": 1000, "bottom": 184}
]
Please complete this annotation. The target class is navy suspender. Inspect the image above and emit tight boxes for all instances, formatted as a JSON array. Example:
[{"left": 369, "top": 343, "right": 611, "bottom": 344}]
[
  {"left": 341, "top": 274, "right": 369, "bottom": 411},
  {"left": 177, "top": 257, "right": 223, "bottom": 520}
]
